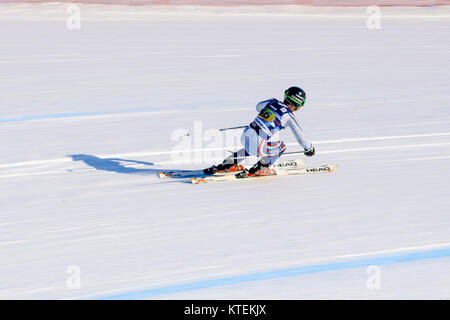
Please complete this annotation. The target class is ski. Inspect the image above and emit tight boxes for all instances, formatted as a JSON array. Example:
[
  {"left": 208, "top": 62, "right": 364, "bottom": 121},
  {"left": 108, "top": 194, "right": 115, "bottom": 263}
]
[
  {"left": 158, "top": 159, "right": 306, "bottom": 179},
  {"left": 271, "top": 159, "right": 306, "bottom": 170},
  {"left": 158, "top": 169, "right": 204, "bottom": 179},
  {"left": 190, "top": 164, "right": 337, "bottom": 184}
]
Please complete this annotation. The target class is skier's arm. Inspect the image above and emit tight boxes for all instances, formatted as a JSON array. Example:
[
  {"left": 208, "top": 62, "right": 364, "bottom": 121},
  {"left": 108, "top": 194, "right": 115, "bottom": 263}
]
[
  {"left": 256, "top": 99, "right": 276, "bottom": 112},
  {"left": 282, "top": 113, "right": 314, "bottom": 154}
]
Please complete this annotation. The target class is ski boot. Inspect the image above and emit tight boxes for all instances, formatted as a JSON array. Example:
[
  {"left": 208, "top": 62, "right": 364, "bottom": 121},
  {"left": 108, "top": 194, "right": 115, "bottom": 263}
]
[
  {"left": 203, "top": 163, "right": 244, "bottom": 175},
  {"left": 235, "top": 161, "right": 276, "bottom": 179}
]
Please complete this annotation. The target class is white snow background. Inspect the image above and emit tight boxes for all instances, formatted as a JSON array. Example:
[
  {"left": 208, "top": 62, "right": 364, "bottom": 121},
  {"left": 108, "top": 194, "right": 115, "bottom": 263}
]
[{"left": 0, "top": 3, "right": 449, "bottom": 299}]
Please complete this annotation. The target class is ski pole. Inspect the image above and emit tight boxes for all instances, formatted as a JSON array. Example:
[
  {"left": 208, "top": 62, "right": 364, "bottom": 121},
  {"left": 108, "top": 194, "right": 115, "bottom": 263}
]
[
  {"left": 227, "top": 150, "right": 305, "bottom": 161},
  {"left": 184, "top": 125, "right": 247, "bottom": 136},
  {"left": 218, "top": 125, "right": 247, "bottom": 132}
]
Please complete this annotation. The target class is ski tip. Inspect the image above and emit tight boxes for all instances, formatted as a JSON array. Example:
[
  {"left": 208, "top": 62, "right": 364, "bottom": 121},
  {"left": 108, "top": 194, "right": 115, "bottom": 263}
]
[
  {"left": 190, "top": 178, "right": 199, "bottom": 184},
  {"left": 328, "top": 164, "right": 338, "bottom": 172},
  {"left": 319, "top": 164, "right": 337, "bottom": 173}
]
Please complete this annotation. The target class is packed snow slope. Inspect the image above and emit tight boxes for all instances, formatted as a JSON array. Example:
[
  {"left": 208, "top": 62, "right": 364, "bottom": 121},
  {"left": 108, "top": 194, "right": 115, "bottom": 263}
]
[{"left": 0, "top": 4, "right": 450, "bottom": 299}]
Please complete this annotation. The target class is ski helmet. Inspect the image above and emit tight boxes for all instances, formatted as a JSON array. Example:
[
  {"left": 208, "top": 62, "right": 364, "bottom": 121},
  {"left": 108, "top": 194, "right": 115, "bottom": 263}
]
[{"left": 284, "top": 87, "right": 306, "bottom": 110}]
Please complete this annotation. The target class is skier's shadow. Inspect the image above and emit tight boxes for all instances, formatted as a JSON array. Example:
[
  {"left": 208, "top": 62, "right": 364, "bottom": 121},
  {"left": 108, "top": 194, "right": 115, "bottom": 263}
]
[
  {"left": 68, "top": 154, "right": 203, "bottom": 178},
  {"left": 69, "top": 154, "right": 156, "bottom": 174}
]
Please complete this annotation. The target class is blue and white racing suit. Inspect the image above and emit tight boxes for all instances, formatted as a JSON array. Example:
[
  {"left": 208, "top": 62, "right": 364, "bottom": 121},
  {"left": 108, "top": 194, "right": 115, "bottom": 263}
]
[{"left": 226, "top": 99, "right": 313, "bottom": 166}]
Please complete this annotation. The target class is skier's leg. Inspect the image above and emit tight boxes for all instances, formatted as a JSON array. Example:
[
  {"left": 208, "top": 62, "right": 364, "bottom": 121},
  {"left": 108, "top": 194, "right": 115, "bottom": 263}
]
[
  {"left": 215, "top": 148, "right": 247, "bottom": 172},
  {"left": 204, "top": 150, "right": 246, "bottom": 175},
  {"left": 248, "top": 141, "right": 286, "bottom": 175},
  {"left": 260, "top": 141, "right": 287, "bottom": 165},
  {"left": 204, "top": 127, "right": 257, "bottom": 175}
]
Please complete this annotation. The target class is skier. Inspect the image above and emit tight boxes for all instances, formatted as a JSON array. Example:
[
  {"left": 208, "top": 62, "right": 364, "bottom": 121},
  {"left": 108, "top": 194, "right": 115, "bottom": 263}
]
[{"left": 204, "top": 86, "right": 315, "bottom": 178}]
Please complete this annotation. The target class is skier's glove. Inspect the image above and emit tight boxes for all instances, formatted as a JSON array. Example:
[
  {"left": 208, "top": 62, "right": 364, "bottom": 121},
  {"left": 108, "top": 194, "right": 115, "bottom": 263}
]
[{"left": 304, "top": 146, "right": 315, "bottom": 157}]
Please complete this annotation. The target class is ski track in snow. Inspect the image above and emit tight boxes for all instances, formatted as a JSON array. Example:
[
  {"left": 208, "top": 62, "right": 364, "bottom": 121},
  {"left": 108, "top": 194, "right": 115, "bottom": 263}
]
[
  {"left": 1, "top": 131, "right": 450, "bottom": 177},
  {"left": 1, "top": 4, "right": 450, "bottom": 299}
]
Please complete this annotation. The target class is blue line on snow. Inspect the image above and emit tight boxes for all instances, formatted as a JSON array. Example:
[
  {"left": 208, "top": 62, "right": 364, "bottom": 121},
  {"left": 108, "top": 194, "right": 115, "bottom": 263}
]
[
  {"left": 0, "top": 111, "right": 142, "bottom": 123},
  {"left": 100, "top": 247, "right": 450, "bottom": 300},
  {"left": 0, "top": 106, "right": 210, "bottom": 124}
]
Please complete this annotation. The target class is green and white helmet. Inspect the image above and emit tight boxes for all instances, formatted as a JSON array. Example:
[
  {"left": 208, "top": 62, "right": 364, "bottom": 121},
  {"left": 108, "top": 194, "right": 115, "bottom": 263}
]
[{"left": 284, "top": 86, "right": 306, "bottom": 110}]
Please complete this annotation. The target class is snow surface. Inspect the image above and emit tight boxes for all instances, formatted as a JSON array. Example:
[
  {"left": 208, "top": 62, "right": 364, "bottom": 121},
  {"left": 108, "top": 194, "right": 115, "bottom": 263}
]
[{"left": 0, "top": 3, "right": 450, "bottom": 299}]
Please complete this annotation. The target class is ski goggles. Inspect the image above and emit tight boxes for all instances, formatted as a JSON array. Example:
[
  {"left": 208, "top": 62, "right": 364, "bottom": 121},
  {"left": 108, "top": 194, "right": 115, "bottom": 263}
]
[{"left": 285, "top": 95, "right": 305, "bottom": 109}]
